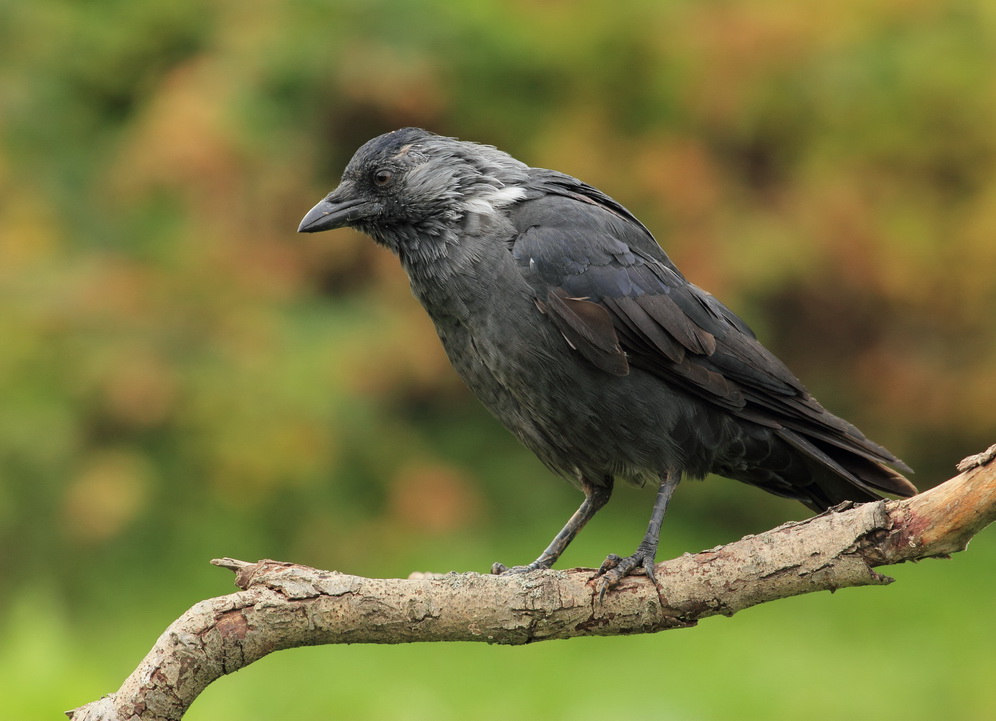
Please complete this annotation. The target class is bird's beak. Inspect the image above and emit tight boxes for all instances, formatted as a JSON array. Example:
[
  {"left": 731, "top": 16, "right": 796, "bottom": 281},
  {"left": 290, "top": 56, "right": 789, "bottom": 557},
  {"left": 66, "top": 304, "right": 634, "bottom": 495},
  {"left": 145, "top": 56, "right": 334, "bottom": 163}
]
[{"left": 297, "top": 184, "right": 379, "bottom": 233}]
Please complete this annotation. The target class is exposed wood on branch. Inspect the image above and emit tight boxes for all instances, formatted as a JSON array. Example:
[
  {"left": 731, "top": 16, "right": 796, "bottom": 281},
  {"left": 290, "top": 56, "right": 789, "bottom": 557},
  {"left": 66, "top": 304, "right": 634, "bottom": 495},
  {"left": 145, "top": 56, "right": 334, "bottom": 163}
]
[{"left": 69, "top": 444, "right": 996, "bottom": 721}]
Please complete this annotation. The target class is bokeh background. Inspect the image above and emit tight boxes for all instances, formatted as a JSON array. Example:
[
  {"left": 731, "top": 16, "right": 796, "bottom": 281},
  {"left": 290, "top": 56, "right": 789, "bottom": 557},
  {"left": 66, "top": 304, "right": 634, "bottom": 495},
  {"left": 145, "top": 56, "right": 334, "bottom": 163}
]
[{"left": 3, "top": 1, "right": 996, "bottom": 719}]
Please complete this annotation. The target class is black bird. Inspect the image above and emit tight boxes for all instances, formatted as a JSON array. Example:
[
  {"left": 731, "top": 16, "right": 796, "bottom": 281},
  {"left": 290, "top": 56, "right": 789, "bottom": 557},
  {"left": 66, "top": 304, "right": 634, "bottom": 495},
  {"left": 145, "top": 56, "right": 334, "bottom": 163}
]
[{"left": 299, "top": 127, "right": 916, "bottom": 591}]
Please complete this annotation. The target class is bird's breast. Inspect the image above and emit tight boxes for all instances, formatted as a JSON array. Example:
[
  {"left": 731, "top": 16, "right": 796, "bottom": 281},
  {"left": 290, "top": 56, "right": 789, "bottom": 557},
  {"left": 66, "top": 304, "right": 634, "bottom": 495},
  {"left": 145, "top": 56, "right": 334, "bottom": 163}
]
[{"left": 397, "top": 219, "right": 689, "bottom": 483}]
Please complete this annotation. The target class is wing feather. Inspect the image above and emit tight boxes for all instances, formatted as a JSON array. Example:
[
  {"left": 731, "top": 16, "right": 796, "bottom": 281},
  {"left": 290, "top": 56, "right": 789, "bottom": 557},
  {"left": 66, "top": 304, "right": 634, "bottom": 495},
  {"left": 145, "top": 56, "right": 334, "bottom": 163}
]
[{"left": 539, "top": 288, "right": 629, "bottom": 376}]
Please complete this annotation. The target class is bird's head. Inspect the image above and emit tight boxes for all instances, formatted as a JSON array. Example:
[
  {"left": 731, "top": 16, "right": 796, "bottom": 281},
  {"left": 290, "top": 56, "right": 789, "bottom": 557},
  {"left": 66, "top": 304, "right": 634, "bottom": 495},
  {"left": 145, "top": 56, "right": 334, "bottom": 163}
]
[{"left": 298, "top": 128, "right": 530, "bottom": 254}]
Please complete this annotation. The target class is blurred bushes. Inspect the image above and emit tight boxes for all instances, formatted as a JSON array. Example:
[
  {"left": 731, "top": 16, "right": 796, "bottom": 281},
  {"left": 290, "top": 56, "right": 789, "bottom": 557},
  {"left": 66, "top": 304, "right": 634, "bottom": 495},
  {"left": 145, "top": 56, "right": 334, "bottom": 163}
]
[{"left": 1, "top": 0, "right": 995, "bottom": 609}]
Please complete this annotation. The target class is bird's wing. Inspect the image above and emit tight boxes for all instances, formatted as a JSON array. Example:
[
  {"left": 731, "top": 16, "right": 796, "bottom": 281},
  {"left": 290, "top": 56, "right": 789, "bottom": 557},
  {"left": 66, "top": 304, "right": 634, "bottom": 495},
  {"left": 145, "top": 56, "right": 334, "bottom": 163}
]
[{"left": 507, "top": 174, "right": 911, "bottom": 478}]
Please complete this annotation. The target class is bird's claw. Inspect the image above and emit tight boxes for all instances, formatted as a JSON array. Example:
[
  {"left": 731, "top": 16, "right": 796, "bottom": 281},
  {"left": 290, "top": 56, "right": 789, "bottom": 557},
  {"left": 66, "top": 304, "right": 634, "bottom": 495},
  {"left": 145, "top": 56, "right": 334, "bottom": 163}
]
[
  {"left": 593, "top": 549, "right": 659, "bottom": 600},
  {"left": 491, "top": 561, "right": 545, "bottom": 576}
]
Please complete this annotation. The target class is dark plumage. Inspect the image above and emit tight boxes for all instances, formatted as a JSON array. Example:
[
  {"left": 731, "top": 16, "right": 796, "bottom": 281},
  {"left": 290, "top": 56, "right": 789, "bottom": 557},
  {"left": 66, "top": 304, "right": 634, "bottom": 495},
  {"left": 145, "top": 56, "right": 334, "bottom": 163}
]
[{"left": 299, "top": 127, "right": 916, "bottom": 591}]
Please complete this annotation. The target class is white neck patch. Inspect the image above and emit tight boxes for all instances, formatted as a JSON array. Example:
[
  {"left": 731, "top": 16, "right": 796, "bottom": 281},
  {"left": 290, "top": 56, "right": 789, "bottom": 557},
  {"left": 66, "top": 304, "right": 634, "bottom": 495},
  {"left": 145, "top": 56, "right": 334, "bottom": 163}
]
[{"left": 461, "top": 185, "right": 527, "bottom": 216}]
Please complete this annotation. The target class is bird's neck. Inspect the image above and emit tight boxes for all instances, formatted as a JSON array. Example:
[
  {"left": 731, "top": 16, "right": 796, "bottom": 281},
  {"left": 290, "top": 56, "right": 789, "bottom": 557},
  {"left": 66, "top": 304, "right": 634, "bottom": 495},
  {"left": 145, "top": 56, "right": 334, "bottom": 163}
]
[{"left": 392, "top": 212, "right": 519, "bottom": 323}]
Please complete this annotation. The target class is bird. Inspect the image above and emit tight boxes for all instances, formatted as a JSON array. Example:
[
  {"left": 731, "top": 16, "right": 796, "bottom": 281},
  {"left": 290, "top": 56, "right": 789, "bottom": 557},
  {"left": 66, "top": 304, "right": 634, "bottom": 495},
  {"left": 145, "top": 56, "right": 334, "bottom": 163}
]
[{"left": 298, "top": 127, "right": 916, "bottom": 593}]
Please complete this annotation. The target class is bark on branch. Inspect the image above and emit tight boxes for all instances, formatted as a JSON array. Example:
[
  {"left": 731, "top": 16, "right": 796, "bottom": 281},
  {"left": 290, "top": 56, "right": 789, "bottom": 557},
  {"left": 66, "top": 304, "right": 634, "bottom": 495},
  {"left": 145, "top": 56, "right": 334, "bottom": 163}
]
[{"left": 69, "top": 445, "right": 996, "bottom": 721}]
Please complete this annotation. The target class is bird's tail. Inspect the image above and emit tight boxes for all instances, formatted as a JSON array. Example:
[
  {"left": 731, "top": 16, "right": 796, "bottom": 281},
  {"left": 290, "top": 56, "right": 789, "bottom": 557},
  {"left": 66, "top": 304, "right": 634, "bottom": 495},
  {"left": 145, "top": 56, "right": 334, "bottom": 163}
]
[{"left": 775, "top": 427, "right": 916, "bottom": 512}]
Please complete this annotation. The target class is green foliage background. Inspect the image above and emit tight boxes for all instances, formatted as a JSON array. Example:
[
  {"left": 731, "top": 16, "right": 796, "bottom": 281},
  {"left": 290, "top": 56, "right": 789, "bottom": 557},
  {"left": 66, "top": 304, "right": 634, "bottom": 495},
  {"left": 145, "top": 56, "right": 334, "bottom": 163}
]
[{"left": 2, "top": 1, "right": 995, "bottom": 718}]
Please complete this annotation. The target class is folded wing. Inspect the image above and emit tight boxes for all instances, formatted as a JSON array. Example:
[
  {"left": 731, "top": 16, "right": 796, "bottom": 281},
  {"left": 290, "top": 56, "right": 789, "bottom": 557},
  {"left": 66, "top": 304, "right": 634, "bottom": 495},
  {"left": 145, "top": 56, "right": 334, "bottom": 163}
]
[{"left": 507, "top": 172, "right": 915, "bottom": 507}]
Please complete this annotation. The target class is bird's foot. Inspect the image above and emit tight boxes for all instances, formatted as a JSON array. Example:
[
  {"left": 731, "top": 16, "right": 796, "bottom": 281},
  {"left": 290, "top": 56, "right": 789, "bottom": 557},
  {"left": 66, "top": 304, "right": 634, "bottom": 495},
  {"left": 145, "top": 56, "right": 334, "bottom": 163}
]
[
  {"left": 593, "top": 548, "right": 658, "bottom": 600},
  {"left": 491, "top": 561, "right": 549, "bottom": 576}
]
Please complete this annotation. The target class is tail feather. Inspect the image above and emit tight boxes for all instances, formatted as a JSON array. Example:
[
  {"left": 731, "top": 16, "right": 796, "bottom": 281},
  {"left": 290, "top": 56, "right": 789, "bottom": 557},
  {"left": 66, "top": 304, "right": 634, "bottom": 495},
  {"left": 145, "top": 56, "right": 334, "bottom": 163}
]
[{"left": 776, "top": 427, "right": 916, "bottom": 512}]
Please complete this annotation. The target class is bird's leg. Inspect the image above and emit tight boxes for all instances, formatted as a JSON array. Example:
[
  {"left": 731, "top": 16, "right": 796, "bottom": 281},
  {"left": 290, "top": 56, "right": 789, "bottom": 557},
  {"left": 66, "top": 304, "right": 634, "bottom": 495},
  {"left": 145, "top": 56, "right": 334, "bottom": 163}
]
[
  {"left": 596, "top": 470, "right": 680, "bottom": 596},
  {"left": 492, "top": 476, "right": 613, "bottom": 575}
]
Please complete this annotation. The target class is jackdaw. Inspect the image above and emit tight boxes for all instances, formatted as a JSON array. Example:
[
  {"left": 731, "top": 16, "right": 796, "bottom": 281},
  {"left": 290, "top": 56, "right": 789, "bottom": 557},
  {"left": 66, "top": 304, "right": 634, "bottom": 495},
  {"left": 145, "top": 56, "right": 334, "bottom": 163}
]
[{"left": 299, "top": 127, "right": 915, "bottom": 591}]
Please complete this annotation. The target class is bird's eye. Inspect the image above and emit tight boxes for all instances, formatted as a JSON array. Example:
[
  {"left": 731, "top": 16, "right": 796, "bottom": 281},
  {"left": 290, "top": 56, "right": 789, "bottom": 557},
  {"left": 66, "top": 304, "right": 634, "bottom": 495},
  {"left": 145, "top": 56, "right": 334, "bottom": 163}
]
[{"left": 373, "top": 169, "right": 394, "bottom": 187}]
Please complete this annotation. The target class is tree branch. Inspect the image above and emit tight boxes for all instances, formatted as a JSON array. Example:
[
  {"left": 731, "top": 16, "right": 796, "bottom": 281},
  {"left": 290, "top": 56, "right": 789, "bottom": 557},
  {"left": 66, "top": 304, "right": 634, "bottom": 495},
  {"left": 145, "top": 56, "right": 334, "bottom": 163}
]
[{"left": 69, "top": 444, "right": 996, "bottom": 721}]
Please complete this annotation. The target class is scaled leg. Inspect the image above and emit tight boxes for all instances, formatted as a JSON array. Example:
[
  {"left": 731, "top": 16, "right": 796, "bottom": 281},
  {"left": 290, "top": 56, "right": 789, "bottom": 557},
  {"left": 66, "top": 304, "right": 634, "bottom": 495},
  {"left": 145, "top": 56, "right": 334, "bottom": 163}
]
[
  {"left": 596, "top": 470, "right": 680, "bottom": 594},
  {"left": 493, "top": 476, "right": 613, "bottom": 575}
]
